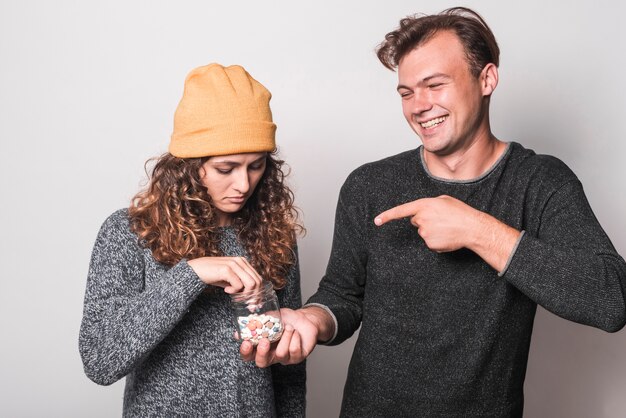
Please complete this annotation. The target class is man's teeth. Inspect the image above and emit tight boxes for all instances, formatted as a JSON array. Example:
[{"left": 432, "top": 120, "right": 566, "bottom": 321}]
[{"left": 420, "top": 116, "right": 446, "bottom": 128}]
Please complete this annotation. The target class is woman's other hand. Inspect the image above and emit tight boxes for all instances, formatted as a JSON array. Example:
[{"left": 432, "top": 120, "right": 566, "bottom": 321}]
[{"left": 187, "top": 256, "right": 262, "bottom": 293}]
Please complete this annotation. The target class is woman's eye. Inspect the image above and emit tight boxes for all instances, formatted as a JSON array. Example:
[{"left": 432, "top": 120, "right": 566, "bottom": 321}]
[
  {"left": 216, "top": 168, "right": 232, "bottom": 174},
  {"left": 249, "top": 163, "right": 266, "bottom": 171}
]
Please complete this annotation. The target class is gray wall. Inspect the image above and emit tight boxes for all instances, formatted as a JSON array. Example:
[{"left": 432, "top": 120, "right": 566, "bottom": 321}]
[{"left": 1, "top": 1, "right": 625, "bottom": 417}]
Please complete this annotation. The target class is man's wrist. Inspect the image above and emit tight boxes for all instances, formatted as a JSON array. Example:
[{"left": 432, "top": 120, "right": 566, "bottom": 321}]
[
  {"left": 301, "top": 305, "right": 335, "bottom": 343},
  {"left": 470, "top": 210, "right": 521, "bottom": 272}
]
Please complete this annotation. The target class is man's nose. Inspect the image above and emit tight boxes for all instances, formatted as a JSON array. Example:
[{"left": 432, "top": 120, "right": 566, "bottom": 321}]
[{"left": 411, "top": 90, "right": 433, "bottom": 115}]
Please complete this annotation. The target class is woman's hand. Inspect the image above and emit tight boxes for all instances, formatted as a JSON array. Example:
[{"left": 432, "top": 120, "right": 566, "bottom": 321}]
[
  {"left": 240, "top": 306, "right": 334, "bottom": 367},
  {"left": 187, "top": 256, "right": 263, "bottom": 293}
]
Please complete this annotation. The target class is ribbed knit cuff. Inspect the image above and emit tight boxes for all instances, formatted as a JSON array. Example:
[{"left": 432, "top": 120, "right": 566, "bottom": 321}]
[
  {"left": 498, "top": 230, "right": 526, "bottom": 277},
  {"left": 170, "top": 260, "right": 207, "bottom": 300}
]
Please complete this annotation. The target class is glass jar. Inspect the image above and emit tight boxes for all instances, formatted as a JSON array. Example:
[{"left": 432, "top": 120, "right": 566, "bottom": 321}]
[{"left": 230, "top": 281, "right": 284, "bottom": 345}]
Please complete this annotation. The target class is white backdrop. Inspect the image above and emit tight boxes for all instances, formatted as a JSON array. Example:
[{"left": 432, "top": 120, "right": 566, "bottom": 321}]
[{"left": 1, "top": 1, "right": 625, "bottom": 417}]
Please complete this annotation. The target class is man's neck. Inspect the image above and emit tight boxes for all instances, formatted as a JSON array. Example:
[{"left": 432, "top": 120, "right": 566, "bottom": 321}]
[{"left": 423, "top": 134, "right": 506, "bottom": 181}]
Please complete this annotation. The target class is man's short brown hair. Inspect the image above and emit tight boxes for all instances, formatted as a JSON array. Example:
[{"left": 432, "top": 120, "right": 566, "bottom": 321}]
[{"left": 376, "top": 7, "right": 500, "bottom": 77}]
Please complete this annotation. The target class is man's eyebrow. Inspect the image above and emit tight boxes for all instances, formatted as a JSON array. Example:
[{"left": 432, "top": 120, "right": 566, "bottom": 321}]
[
  {"left": 397, "top": 73, "right": 451, "bottom": 91},
  {"left": 421, "top": 73, "right": 451, "bottom": 83}
]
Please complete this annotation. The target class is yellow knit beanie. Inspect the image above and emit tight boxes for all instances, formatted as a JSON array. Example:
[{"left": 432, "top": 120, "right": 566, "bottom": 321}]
[{"left": 169, "top": 63, "right": 276, "bottom": 158}]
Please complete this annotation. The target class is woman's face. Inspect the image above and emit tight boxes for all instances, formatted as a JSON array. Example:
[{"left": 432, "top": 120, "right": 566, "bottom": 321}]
[{"left": 200, "top": 152, "right": 267, "bottom": 226}]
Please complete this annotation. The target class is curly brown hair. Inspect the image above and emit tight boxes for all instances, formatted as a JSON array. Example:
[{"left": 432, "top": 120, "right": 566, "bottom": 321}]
[{"left": 128, "top": 151, "right": 303, "bottom": 289}]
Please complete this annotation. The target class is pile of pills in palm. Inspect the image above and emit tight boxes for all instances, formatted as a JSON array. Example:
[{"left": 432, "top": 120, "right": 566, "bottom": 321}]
[{"left": 236, "top": 313, "right": 283, "bottom": 345}]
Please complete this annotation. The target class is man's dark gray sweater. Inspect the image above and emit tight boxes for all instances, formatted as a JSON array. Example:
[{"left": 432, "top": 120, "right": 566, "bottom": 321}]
[
  {"left": 307, "top": 142, "right": 626, "bottom": 417},
  {"left": 79, "top": 209, "right": 305, "bottom": 417}
]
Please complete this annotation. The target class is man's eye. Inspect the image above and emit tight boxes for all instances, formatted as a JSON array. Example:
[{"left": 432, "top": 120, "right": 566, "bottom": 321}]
[{"left": 429, "top": 83, "right": 443, "bottom": 89}]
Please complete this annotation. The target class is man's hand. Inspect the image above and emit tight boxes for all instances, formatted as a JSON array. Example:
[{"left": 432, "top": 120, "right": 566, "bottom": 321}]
[
  {"left": 374, "top": 195, "right": 521, "bottom": 272},
  {"left": 239, "top": 306, "right": 331, "bottom": 368},
  {"left": 375, "top": 195, "right": 480, "bottom": 252}
]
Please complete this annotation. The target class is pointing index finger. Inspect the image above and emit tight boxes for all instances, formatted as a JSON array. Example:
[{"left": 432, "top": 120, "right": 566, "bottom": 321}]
[{"left": 374, "top": 200, "right": 422, "bottom": 226}]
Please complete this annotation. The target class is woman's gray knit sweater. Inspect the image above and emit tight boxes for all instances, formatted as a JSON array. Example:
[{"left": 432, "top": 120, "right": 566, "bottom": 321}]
[{"left": 79, "top": 209, "right": 305, "bottom": 417}]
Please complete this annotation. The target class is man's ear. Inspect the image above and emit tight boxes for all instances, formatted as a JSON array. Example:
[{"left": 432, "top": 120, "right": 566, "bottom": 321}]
[{"left": 480, "top": 63, "right": 498, "bottom": 97}]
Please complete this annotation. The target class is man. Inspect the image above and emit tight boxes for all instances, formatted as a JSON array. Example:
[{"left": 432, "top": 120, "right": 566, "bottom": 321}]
[{"left": 241, "top": 7, "right": 626, "bottom": 417}]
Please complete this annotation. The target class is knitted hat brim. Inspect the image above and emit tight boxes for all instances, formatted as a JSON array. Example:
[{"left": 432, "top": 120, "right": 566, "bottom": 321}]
[{"left": 169, "top": 121, "right": 276, "bottom": 158}]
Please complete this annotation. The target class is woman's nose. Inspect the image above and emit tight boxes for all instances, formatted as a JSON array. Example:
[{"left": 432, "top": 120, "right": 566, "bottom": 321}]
[{"left": 233, "top": 172, "right": 250, "bottom": 194}]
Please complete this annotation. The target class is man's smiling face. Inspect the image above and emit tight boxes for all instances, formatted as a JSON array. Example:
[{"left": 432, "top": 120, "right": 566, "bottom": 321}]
[{"left": 397, "top": 30, "right": 492, "bottom": 156}]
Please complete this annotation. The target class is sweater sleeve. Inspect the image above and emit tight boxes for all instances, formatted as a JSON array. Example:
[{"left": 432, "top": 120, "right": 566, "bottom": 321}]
[
  {"left": 78, "top": 211, "right": 206, "bottom": 385},
  {"left": 503, "top": 180, "right": 626, "bottom": 332},
  {"left": 271, "top": 245, "right": 306, "bottom": 417},
  {"left": 306, "top": 179, "right": 368, "bottom": 345}
]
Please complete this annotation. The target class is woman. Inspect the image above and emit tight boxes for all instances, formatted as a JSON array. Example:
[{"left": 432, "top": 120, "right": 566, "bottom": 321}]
[{"left": 79, "top": 63, "right": 305, "bottom": 417}]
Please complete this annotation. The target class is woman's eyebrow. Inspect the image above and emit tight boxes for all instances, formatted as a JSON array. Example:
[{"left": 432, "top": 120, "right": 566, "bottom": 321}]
[{"left": 210, "top": 160, "right": 240, "bottom": 166}]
